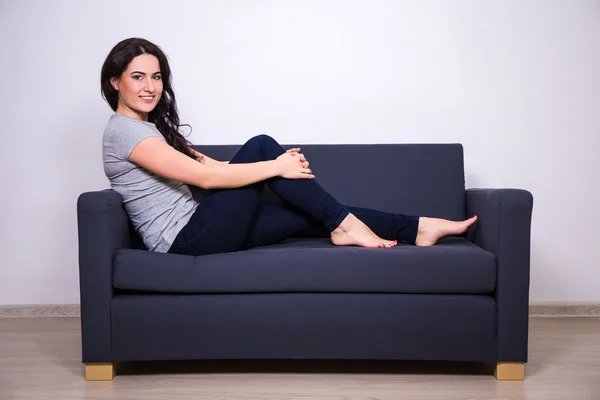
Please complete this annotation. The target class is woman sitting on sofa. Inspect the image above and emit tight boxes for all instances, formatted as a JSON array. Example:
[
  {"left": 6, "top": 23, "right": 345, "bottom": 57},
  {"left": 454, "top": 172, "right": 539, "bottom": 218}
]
[{"left": 100, "top": 37, "right": 478, "bottom": 256}]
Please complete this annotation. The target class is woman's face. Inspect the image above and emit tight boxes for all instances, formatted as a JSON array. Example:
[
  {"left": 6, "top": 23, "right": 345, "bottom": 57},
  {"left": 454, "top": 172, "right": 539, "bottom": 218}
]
[{"left": 110, "top": 54, "right": 163, "bottom": 120}]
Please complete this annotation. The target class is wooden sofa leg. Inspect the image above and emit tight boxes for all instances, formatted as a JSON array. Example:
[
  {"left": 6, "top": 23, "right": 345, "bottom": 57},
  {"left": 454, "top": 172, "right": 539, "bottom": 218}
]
[
  {"left": 495, "top": 362, "right": 525, "bottom": 380},
  {"left": 85, "top": 363, "right": 116, "bottom": 381}
]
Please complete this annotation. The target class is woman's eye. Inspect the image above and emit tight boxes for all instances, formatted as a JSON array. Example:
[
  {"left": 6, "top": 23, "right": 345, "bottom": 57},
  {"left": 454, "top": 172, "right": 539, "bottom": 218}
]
[
  {"left": 132, "top": 75, "right": 142, "bottom": 80},
  {"left": 153, "top": 75, "right": 162, "bottom": 80}
]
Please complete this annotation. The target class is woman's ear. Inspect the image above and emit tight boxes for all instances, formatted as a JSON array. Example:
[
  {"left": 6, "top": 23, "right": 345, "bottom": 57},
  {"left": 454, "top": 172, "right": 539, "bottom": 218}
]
[{"left": 110, "top": 78, "right": 119, "bottom": 91}]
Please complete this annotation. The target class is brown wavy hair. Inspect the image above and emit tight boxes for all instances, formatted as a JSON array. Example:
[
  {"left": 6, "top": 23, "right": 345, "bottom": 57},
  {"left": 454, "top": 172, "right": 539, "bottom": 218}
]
[{"left": 100, "top": 37, "right": 197, "bottom": 160}]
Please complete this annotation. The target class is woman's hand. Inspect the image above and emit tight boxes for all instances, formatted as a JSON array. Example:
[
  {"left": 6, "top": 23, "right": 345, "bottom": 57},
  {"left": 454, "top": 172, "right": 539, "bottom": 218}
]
[
  {"left": 286, "top": 147, "right": 310, "bottom": 169},
  {"left": 276, "top": 150, "right": 315, "bottom": 179}
]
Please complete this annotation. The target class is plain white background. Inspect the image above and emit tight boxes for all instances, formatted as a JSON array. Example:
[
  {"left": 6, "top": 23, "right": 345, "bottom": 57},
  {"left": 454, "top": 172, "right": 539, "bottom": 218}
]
[{"left": 0, "top": 0, "right": 598, "bottom": 305}]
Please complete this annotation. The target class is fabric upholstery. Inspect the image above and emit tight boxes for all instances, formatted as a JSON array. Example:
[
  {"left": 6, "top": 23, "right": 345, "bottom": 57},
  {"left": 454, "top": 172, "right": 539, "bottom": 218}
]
[
  {"left": 466, "top": 188, "right": 534, "bottom": 362},
  {"left": 113, "top": 237, "right": 496, "bottom": 294},
  {"left": 111, "top": 293, "right": 497, "bottom": 362}
]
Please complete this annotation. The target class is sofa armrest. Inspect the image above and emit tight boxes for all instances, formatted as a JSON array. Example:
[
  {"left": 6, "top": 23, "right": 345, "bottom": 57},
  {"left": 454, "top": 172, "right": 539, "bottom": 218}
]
[
  {"left": 77, "top": 189, "right": 133, "bottom": 362},
  {"left": 465, "top": 188, "right": 534, "bottom": 362}
]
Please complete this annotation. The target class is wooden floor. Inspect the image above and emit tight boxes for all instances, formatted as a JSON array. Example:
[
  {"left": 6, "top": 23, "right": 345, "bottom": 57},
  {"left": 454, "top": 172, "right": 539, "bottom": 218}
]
[{"left": 0, "top": 317, "right": 599, "bottom": 399}]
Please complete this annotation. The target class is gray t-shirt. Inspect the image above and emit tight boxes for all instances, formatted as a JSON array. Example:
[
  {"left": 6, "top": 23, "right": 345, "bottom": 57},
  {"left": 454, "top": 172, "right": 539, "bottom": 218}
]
[{"left": 102, "top": 112, "right": 199, "bottom": 252}]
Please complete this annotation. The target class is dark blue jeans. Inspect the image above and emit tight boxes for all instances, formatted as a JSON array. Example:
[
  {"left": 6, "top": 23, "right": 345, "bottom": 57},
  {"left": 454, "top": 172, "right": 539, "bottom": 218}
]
[{"left": 168, "top": 135, "right": 420, "bottom": 256}]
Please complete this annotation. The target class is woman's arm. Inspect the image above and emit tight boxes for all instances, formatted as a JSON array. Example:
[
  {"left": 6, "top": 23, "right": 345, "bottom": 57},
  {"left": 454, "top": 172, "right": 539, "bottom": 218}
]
[
  {"left": 130, "top": 137, "right": 278, "bottom": 189},
  {"left": 190, "top": 148, "right": 229, "bottom": 166},
  {"left": 190, "top": 147, "right": 302, "bottom": 166}
]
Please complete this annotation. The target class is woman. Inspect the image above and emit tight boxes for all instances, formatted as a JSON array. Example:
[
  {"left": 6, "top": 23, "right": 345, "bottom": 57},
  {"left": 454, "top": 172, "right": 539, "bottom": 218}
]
[{"left": 101, "top": 38, "right": 477, "bottom": 256}]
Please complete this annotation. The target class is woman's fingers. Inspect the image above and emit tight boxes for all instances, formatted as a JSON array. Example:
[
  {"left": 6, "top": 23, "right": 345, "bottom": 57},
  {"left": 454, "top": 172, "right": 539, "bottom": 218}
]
[
  {"left": 283, "top": 150, "right": 312, "bottom": 178},
  {"left": 300, "top": 168, "right": 314, "bottom": 178},
  {"left": 286, "top": 149, "right": 307, "bottom": 163},
  {"left": 289, "top": 152, "right": 309, "bottom": 166}
]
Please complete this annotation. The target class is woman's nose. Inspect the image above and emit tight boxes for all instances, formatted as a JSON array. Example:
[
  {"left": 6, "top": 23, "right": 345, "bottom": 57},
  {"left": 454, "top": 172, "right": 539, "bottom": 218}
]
[{"left": 144, "top": 77, "right": 155, "bottom": 92}]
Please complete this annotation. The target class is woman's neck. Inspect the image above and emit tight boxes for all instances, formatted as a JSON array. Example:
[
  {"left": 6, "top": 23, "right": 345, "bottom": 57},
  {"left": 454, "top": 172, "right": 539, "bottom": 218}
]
[{"left": 116, "top": 104, "right": 148, "bottom": 122}]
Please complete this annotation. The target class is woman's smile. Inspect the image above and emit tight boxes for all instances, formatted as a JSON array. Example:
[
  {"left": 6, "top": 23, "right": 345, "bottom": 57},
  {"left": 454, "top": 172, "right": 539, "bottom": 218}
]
[{"left": 140, "top": 95, "right": 155, "bottom": 103}]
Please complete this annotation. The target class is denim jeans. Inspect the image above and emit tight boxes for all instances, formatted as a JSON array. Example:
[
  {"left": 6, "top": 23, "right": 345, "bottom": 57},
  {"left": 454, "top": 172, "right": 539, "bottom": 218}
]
[{"left": 168, "top": 134, "right": 420, "bottom": 256}]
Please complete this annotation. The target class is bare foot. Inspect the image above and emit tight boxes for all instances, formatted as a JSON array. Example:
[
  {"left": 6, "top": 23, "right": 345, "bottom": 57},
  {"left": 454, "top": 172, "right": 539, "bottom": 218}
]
[
  {"left": 331, "top": 213, "right": 397, "bottom": 248},
  {"left": 415, "top": 215, "right": 478, "bottom": 247}
]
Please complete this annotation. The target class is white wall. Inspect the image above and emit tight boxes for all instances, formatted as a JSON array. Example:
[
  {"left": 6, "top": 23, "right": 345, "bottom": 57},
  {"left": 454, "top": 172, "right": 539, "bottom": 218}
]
[{"left": 1, "top": 0, "right": 598, "bottom": 304}]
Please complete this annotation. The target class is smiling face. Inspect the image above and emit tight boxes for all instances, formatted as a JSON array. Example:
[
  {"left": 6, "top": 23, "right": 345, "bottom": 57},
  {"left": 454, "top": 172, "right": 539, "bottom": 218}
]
[{"left": 110, "top": 54, "right": 163, "bottom": 121}]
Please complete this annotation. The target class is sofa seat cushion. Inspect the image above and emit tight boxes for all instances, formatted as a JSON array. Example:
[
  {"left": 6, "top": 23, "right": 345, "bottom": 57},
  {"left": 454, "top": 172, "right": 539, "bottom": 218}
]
[{"left": 113, "top": 237, "right": 496, "bottom": 294}]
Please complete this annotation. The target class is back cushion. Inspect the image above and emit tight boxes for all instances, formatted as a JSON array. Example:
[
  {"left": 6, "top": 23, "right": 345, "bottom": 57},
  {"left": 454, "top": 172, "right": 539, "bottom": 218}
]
[{"left": 192, "top": 143, "right": 466, "bottom": 221}]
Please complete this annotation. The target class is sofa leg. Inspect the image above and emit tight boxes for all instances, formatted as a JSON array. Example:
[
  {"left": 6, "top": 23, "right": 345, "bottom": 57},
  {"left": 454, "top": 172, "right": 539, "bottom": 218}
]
[
  {"left": 494, "top": 362, "right": 525, "bottom": 380},
  {"left": 85, "top": 363, "right": 116, "bottom": 381}
]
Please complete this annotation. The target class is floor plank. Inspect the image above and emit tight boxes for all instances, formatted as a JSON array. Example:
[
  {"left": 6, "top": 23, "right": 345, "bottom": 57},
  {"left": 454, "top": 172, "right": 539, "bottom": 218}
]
[{"left": 1, "top": 317, "right": 599, "bottom": 399}]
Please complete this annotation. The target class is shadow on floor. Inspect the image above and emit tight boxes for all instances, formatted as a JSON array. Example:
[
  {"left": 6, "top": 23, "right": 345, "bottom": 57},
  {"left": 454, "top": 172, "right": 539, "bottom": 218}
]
[{"left": 115, "top": 359, "right": 496, "bottom": 377}]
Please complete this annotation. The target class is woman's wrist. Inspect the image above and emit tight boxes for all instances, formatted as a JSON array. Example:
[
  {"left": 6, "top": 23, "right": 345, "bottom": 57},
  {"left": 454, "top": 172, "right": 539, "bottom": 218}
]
[{"left": 267, "top": 159, "right": 282, "bottom": 178}]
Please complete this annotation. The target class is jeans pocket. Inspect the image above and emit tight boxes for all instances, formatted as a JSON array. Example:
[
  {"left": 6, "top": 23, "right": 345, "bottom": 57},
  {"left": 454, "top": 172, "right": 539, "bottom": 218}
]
[
  {"left": 185, "top": 217, "right": 208, "bottom": 246},
  {"left": 170, "top": 214, "right": 208, "bottom": 254}
]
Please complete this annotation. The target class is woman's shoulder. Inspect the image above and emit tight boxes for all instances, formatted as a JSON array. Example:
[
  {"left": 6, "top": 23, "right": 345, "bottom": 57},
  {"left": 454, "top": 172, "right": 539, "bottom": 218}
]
[
  {"left": 103, "top": 113, "right": 163, "bottom": 142},
  {"left": 104, "top": 112, "right": 154, "bottom": 132}
]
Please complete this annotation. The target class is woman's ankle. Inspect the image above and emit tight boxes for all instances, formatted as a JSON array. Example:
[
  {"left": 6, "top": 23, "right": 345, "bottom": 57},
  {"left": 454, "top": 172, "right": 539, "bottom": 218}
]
[{"left": 330, "top": 209, "right": 352, "bottom": 233}]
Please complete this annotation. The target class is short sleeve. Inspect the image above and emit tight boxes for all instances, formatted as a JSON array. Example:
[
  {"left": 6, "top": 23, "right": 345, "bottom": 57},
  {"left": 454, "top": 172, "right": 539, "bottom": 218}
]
[{"left": 104, "top": 119, "right": 164, "bottom": 161}]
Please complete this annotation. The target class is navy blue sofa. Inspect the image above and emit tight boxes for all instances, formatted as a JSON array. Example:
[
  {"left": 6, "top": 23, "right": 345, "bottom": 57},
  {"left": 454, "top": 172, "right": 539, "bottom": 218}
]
[{"left": 77, "top": 143, "right": 534, "bottom": 381}]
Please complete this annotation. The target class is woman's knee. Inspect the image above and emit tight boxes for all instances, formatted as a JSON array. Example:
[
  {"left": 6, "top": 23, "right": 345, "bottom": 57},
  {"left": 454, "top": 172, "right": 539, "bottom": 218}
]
[
  {"left": 231, "top": 134, "right": 276, "bottom": 163},
  {"left": 250, "top": 134, "right": 284, "bottom": 156},
  {"left": 248, "top": 134, "right": 277, "bottom": 146}
]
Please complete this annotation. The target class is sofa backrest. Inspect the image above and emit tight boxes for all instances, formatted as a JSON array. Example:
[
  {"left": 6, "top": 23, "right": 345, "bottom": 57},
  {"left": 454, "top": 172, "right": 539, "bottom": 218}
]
[{"left": 192, "top": 143, "right": 466, "bottom": 221}]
